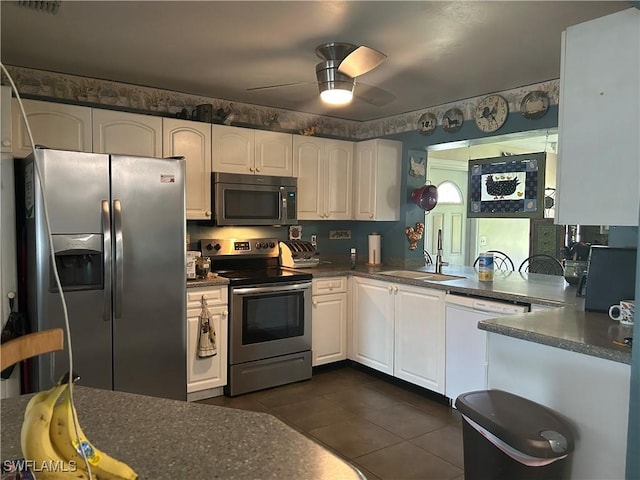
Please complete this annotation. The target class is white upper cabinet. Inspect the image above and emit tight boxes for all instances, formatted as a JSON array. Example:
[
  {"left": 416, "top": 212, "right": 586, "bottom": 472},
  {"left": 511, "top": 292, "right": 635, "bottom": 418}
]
[
  {"left": 92, "top": 109, "right": 162, "bottom": 157},
  {"left": 1, "top": 87, "right": 11, "bottom": 154},
  {"left": 12, "top": 99, "right": 92, "bottom": 158},
  {"left": 293, "top": 135, "right": 353, "bottom": 220},
  {"left": 255, "top": 130, "right": 293, "bottom": 176},
  {"left": 213, "top": 125, "right": 293, "bottom": 176},
  {"left": 212, "top": 125, "right": 254, "bottom": 174},
  {"left": 163, "top": 118, "right": 212, "bottom": 220},
  {"left": 354, "top": 138, "right": 402, "bottom": 221},
  {"left": 556, "top": 8, "right": 640, "bottom": 226}
]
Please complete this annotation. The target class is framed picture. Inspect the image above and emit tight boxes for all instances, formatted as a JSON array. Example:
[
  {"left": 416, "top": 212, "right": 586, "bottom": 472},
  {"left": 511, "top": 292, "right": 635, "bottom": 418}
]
[{"left": 468, "top": 152, "right": 547, "bottom": 218}]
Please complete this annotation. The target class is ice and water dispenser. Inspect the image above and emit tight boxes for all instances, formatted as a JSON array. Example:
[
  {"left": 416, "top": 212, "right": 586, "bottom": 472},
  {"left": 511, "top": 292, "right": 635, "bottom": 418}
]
[{"left": 50, "top": 234, "right": 103, "bottom": 291}]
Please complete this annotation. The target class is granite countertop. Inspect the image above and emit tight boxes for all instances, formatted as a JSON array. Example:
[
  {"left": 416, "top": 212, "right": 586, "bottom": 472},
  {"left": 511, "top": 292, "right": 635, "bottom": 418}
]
[
  {"left": 0, "top": 386, "right": 364, "bottom": 480},
  {"left": 284, "top": 263, "right": 632, "bottom": 364}
]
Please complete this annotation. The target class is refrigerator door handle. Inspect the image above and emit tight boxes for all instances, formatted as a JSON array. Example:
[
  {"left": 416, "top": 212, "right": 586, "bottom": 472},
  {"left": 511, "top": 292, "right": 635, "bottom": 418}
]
[
  {"left": 102, "top": 200, "right": 112, "bottom": 322},
  {"left": 114, "top": 199, "right": 123, "bottom": 319}
]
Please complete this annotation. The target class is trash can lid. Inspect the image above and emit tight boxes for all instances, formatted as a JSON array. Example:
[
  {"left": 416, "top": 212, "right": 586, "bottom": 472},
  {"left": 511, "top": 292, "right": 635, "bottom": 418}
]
[{"left": 455, "top": 390, "right": 574, "bottom": 458}]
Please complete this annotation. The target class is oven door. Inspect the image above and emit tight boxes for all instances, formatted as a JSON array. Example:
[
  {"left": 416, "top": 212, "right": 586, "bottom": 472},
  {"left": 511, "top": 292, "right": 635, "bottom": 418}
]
[{"left": 229, "top": 281, "right": 311, "bottom": 364}]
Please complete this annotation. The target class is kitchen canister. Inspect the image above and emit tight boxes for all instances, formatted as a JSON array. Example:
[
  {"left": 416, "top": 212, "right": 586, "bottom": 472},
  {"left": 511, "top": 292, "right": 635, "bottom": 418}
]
[
  {"left": 367, "top": 233, "right": 382, "bottom": 266},
  {"left": 477, "top": 252, "right": 494, "bottom": 281}
]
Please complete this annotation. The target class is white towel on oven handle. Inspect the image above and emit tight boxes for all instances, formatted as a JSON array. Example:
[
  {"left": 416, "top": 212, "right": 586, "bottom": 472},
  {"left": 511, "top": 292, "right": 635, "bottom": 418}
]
[{"left": 197, "top": 296, "right": 217, "bottom": 358}]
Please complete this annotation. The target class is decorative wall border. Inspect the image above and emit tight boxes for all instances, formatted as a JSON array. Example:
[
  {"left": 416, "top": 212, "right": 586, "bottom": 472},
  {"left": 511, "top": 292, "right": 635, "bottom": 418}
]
[{"left": 2, "top": 65, "right": 558, "bottom": 140}]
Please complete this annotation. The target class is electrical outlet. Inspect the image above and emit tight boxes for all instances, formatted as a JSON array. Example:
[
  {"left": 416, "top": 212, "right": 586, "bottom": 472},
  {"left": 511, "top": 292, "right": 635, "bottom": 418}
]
[
  {"left": 479, "top": 235, "right": 487, "bottom": 246},
  {"left": 310, "top": 234, "right": 317, "bottom": 247}
]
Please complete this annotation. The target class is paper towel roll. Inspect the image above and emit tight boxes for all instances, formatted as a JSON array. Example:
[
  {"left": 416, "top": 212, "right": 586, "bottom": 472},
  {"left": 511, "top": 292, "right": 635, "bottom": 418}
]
[{"left": 368, "top": 233, "right": 382, "bottom": 265}]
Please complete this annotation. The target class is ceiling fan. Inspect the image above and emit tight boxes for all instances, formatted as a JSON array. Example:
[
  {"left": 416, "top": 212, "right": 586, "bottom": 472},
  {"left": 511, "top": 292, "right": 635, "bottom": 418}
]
[{"left": 247, "top": 42, "right": 395, "bottom": 107}]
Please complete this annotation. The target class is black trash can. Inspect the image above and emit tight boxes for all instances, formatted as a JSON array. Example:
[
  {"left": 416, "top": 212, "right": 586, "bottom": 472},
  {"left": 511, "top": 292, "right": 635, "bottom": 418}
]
[{"left": 455, "top": 390, "right": 574, "bottom": 480}]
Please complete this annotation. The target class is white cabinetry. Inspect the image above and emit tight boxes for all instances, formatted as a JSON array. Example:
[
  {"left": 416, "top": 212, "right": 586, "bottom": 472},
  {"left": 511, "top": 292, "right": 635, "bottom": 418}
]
[
  {"left": 557, "top": 8, "right": 640, "bottom": 226},
  {"left": 351, "top": 277, "right": 394, "bottom": 374},
  {"left": 351, "top": 276, "right": 445, "bottom": 392},
  {"left": 293, "top": 135, "right": 353, "bottom": 220},
  {"left": 12, "top": 99, "right": 92, "bottom": 158},
  {"left": 354, "top": 139, "right": 402, "bottom": 220},
  {"left": 212, "top": 125, "right": 293, "bottom": 176},
  {"left": 311, "top": 277, "right": 348, "bottom": 366},
  {"left": 163, "top": 118, "right": 212, "bottom": 220},
  {"left": 186, "top": 286, "right": 228, "bottom": 400},
  {"left": 394, "top": 285, "right": 445, "bottom": 393},
  {"left": 93, "top": 109, "right": 162, "bottom": 157}
]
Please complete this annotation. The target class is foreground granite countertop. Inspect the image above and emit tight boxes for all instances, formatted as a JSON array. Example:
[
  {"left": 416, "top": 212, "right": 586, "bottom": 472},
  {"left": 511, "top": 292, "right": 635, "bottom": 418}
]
[{"left": 0, "top": 386, "right": 364, "bottom": 480}]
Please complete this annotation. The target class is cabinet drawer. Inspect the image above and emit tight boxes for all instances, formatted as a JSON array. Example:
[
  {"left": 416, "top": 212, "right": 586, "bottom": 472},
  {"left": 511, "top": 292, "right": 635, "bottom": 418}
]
[
  {"left": 187, "top": 287, "right": 228, "bottom": 309},
  {"left": 312, "top": 277, "right": 347, "bottom": 295}
]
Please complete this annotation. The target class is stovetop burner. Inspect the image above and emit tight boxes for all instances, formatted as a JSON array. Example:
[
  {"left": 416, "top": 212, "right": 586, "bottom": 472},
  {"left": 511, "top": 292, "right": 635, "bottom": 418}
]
[{"left": 200, "top": 237, "right": 312, "bottom": 285}]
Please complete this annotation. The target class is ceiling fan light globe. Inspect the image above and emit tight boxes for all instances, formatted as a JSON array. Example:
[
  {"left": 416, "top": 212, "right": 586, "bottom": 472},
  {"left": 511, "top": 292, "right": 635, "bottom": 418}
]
[{"left": 320, "top": 88, "right": 353, "bottom": 105}]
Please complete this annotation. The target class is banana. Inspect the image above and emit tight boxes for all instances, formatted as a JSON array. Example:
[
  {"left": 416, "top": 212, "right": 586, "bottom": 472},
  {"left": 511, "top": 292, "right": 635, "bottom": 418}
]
[
  {"left": 20, "top": 383, "right": 81, "bottom": 478},
  {"left": 50, "top": 388, "right": 138, "bottom": 480}
]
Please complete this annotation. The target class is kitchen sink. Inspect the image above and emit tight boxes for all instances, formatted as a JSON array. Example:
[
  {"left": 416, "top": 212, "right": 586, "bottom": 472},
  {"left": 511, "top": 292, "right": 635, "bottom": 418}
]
[
  {"left": 378, "top": 270, "right": 466, "bottom": 282},
  {"left": 419, "top": 273, "right": 466, "bottom": 282},
  {"left": 378, "top": 270, "right": 433, "bottom": 280}
]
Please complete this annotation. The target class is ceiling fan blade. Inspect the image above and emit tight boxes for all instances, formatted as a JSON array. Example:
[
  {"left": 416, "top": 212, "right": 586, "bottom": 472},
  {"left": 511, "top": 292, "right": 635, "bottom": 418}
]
[
  {"left": 246, "top": 81, "right": 313, "bottom": 92},
  {"left": 354, "top": 82, "right": 395, "bottom": 107},
  {"left": 338, "top": 46, "right": 387, "bottom": 78}
]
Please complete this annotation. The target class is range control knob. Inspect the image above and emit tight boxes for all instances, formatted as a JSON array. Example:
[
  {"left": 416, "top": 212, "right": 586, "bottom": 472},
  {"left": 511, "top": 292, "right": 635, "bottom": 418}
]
[
  {"left": 269, "top": 242, "right": 276, "bottom": 248},
  {"left": 206, "top": 243, "right": 221, "bottom": 251},
  {"left": 255, "top": 242, "right": 263, "bottom": 249}
]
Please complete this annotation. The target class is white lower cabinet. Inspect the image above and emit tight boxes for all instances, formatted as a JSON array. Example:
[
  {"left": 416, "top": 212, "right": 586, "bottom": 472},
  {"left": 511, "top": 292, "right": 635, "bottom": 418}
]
[
  {"left": 186, "top": 286, "right": 228, "bottom": 400},
  {"left": 351, "top": 277, "right": 445, "bottom": 393},
  {"left": 311, "top": 277, "right": 348, "bottom": 366},
  {"left": 394, "top": 285, "right": 445, "bottom": 393}
]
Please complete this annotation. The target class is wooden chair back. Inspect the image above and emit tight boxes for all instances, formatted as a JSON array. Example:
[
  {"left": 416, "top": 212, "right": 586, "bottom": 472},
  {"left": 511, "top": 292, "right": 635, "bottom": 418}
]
[{"left": 0, "top": 328, "right": 64, "bottom": 371}]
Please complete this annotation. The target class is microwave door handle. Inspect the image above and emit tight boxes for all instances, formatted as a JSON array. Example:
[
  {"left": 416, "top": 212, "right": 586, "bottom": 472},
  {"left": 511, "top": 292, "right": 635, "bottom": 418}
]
[
  {"left": 280, "top": 187, "right": 287, "bottom": 224},
  {"left": 113, "top": 199, "right": 123, "bottom": 319},
  {"left": 102, "top": 200, "right": 112, "bottom": 322}
]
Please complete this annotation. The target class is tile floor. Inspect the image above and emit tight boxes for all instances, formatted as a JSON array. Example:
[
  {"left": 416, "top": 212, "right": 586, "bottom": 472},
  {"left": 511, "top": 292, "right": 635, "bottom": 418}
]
[{"left": 199, "top": 363, "right": 465, "bottom": 480}]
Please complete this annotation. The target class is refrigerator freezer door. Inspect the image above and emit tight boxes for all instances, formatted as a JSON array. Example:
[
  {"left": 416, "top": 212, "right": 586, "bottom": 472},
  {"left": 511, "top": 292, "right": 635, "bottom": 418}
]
[
  {"left": 29, "top": 149, "right": 113, "bottom": 390},
  {"left": 110, "top": 155, "right": 186, "bottom": 400}
]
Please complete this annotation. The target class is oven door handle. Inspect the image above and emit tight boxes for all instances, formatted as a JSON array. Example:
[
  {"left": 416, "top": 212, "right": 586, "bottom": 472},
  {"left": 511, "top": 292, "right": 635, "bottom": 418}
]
[{"left": 232, "top": 282, "right": 310, "bottom": 295}]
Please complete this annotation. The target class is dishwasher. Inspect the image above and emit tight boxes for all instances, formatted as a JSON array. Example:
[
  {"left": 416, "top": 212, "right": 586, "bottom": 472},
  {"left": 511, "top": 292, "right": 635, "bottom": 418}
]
[{"left": 445, "top": 294, "right": 528, "bottom": 404}]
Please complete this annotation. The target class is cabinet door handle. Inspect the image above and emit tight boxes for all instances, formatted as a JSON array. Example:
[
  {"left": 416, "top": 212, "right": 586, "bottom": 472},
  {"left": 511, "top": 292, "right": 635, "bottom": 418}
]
[
  {"left": 249, "top": 167, "right": 255, "bottom": 172},
  {"left": 312, "top": 300, "right": 318, "bottom": 306},
  {"left": 388, "top": 286, "right": 394, "bottom": 292},
  {"left": 369, "top": 214, "right": 374, "bottom": 219},
  {"left": 255, "top": 167, "right": 261, "bottom": 172},
  {"left": 223, "top": 310, "right": 228, "bottom": 316},
  {"left": 394, "top": 286, "right": 399, "bottom": 292},
  {"left": 205, "top": 210, "right": 212, "bottom": 216}
]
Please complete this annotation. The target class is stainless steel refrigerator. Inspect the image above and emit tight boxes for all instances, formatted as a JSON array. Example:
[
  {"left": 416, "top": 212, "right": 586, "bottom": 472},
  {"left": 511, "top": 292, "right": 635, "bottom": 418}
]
[{"left": 22, "top": 147, "right": 186, "bottom": 400}]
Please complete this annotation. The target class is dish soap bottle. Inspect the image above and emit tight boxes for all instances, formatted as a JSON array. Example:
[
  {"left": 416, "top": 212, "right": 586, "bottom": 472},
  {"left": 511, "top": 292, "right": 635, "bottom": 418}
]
[{"left": 350, "top": 248, "right": 357, "bottom": 269}]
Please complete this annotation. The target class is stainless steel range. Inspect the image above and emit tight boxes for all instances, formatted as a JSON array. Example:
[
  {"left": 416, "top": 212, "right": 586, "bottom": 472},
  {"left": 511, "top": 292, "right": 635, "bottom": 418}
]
[{"left": 200, "top": 238, "right": 312, "bottom": 396}]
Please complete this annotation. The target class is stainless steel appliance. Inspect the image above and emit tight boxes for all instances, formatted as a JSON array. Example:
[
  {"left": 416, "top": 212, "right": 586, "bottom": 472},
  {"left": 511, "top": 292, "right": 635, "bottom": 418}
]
[
  {"left": 21, "top": 147, "right": 186, "bottom": 400},
  {"left": 212, "top": 172, "right": 297, "bottom": 226},
  {"left": 583, "top": 246, "right": 637, "bottom": 312},
  {"left": 279, "top": 240, "right": 320, "bottom": 268},
  {"left": 200, "top": 238, "right": 312, "bottom": 396}
]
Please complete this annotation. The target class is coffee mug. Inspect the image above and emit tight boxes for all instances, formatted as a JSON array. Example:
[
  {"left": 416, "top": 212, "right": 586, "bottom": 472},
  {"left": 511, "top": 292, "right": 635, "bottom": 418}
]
[{"left": 609, "top": 299, "right": 635, "bottom": 325}]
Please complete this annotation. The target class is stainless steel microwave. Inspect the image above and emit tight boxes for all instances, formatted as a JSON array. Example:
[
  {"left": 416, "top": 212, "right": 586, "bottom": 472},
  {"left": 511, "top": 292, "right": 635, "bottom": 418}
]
[{"left": 212, "top": 172, "right": 297, "bottom": 226}]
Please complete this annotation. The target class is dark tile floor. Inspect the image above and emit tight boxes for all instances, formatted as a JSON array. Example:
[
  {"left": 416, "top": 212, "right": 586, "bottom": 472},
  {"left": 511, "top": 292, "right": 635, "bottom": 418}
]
[{"left": 199, "top": 363, "right": 465, "bottom": 480}]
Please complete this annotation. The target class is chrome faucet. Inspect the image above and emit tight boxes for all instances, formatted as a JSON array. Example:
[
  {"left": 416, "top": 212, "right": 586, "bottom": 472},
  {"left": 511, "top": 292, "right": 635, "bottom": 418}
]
[{"left": 435, "top": 229, "right": 448, "bottom": 274}]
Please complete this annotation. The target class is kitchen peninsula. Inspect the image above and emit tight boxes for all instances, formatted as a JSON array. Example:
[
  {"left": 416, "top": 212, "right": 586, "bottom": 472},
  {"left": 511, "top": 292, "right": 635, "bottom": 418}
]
[{"left": 0, "top": 386, "right": 365, "bottom": 480}]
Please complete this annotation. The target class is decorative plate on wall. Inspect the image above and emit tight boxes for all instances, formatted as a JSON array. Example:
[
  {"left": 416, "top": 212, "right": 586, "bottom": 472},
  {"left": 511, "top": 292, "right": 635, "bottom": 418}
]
[
  {"left": 520, "top": 90, "right": 549, "bottom": 119},
  {"left": 417, "top": 112, "right": 437, "bottom": 135},
  {"left": 441, "top": 108, "right": 464, "bottom": 133}
]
